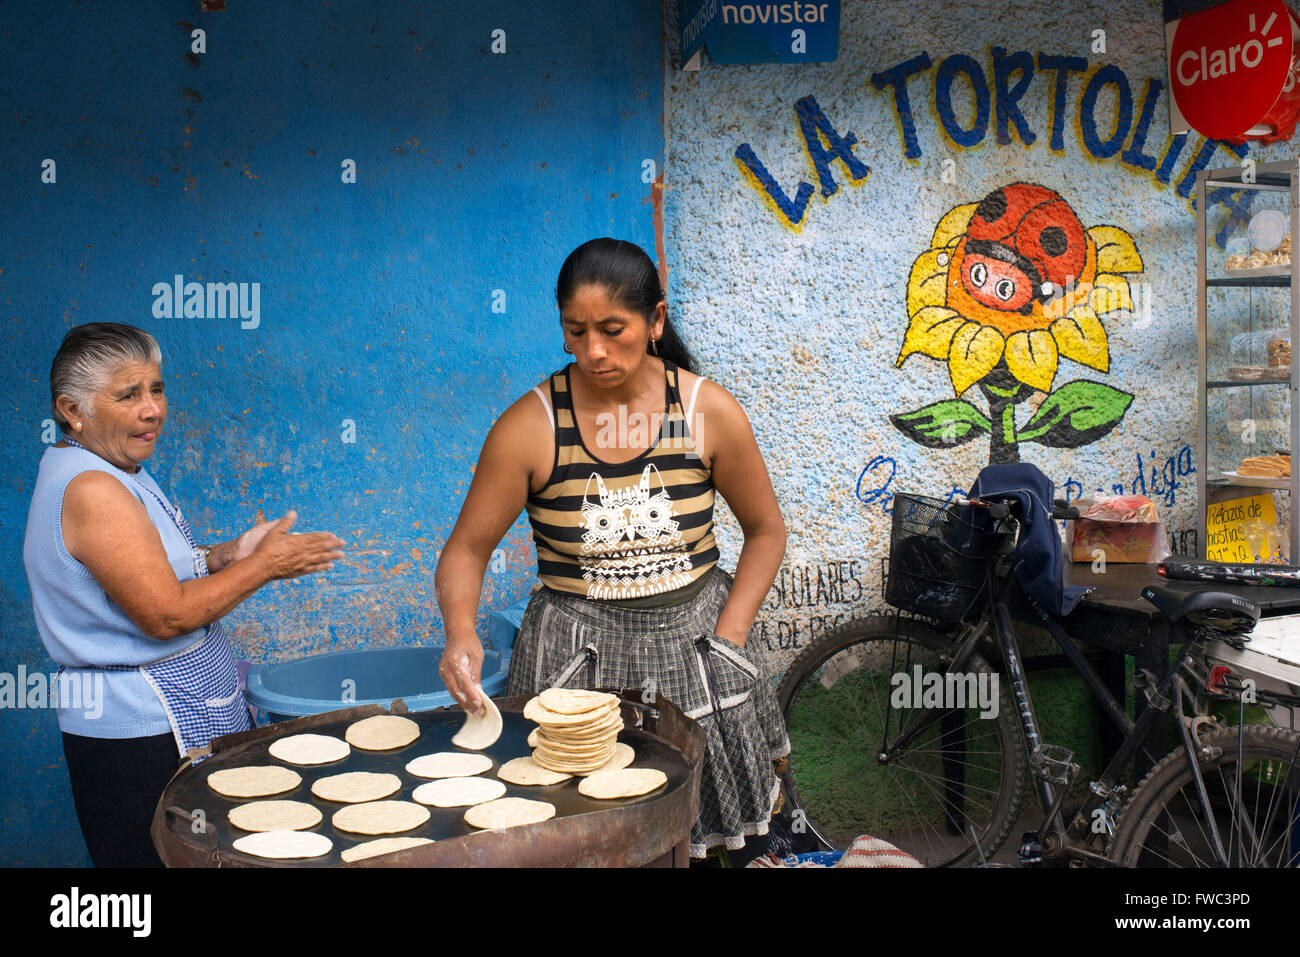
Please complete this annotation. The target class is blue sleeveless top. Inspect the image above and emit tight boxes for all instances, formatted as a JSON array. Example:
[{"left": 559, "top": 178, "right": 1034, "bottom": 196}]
[{"left": 22, "top": 444, "right": 208, "bottom": 738}]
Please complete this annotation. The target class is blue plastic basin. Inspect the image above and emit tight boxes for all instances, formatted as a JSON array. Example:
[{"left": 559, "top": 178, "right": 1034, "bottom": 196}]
[{"left": 245, "top": 646, "right": 510, "bottom": 724}]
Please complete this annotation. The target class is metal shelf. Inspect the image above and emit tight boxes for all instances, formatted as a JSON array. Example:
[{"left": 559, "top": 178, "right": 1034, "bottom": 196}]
[
  {"left": 1206, "top": 173, "right": 1292, "bottom": 191},
  {"left": 1208, "top": 472, "right": 1294, "bottom": 490},
  {"left": 1197, "top": 157, "right": 1300, "bottom": 564},
  {"left": 1206, "top": 377, "right": 1292, "bottom": 388},
  {"left": 1206, "top": 274, "right": 1291, "bottom": 287}
]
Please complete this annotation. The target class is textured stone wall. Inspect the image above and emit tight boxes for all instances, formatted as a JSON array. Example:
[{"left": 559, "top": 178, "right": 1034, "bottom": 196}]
[{"left": 663, "top": 0, "right": 1292, "bottom": 668}]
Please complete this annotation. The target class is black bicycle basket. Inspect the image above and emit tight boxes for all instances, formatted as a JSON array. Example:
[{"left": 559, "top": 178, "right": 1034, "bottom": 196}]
[{"left": 885, "top": 493, "right": 1015, "bottom": 625}]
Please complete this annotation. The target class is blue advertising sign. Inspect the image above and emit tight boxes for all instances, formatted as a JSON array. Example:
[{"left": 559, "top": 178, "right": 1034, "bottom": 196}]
[
  {"left": 680, "top": 0, "right": 724, "bottom": 67},
  {"left": 707, "top": 2, "right": 840, "bottom": 63}
]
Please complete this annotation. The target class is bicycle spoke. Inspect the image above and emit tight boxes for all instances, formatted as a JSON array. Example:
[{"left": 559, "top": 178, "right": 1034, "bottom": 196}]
[
  {"left": 1239, "top": 765, "right": 1297, "bottom": 867},
  {"left": 1251, "top": 735, "right": 1299, "bottom": 866},
  {"left": 888, "top": 746, "right": 1007, "bottom": 758},
  {"left": 1250, "top": 785, "right": 1299, "bottom": 867},
  {"left": 1213, "top": 766, "right": 1261, "bottom": 866},
  {"left": 1132, "top": 829, "right": 1194, "bottom": 868},
  {"left": 858, "top": 666, "right": 895, "bottom": 755},
  {"left": 1154, "top": 786, "right": 1215, "bottom": 868},
  {"left": 1251, "top": 814, "right": 1294, "bottom": 867},
  {"left": 890, "top": 744, "right": 1009, "bottom": 777},
  {"left": 779, "top": 620, "right": 1024, "bottom": 866},
  {"left": 882, "top": 756, "right": 994, "bottom": 858},
  {"left": 881, "top": 763, "right": 950, "bottom": 860},
  {"left": 872, "top": 705, "right": 1005, "bottom": 845},
  {"left": 1249, "top": 749, "right": 1265, "bottom": 867},
  {"left": 887, "top": 759, "right": 1001, "bottom": 814}
]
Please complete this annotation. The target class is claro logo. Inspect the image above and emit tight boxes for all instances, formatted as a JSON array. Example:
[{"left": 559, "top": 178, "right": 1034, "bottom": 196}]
[{"left": 1176, "top": 9, "right": 1286, "bottom": 85}]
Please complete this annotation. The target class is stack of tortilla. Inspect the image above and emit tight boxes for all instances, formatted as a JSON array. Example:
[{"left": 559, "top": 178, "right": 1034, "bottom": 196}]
[
  {"left": 524, "top": 689, "right": 624, "bottom": 774},
  {"left": 1237, "top": 454, "right": 1291, "bottom": 477}
]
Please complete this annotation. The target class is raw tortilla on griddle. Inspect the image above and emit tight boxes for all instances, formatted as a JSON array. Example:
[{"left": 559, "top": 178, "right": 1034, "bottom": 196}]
[
  {"left": 405, "top": 752, "right": 494, "bottom": 779},
  {"left": 412, "top": 776, "right": 507, "bottom": 808},
  {"left": 267, "top": 734, "right": 350, "bottom": 766}
]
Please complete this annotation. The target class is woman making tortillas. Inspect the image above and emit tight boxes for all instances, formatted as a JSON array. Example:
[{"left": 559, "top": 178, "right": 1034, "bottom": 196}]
[
  {"left": 436, "top": 238, "right": 790, "bottom": 863},
  {"left": 23, "top": 323, "right": 345, "bottom": 866}
]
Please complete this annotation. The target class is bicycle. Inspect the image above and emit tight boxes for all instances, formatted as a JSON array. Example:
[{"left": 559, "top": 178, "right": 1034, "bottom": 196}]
[{"left": 777, "top": 487, "right": 1300, "bottom": 867}]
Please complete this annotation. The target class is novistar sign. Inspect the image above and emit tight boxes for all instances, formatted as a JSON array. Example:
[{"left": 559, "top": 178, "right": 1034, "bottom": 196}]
[{"left": 1166, "top": 0, "right": 1300, "bottom": 143}]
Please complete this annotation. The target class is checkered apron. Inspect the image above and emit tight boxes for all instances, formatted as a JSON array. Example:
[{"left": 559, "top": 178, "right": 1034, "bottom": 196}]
[
  {"left": 65, "top": 439, "right": 251, "bottom": 761},
  {"left": 506, "top": 568, "right": 790, "bottom": 858}
]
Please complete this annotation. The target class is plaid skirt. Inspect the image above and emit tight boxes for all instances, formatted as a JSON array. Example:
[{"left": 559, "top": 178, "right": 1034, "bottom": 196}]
[{"left": 506, "top": 568, "right": 791, "bottom": 858}]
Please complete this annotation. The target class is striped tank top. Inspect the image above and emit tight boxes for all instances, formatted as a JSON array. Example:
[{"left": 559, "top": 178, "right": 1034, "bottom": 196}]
[{"left": 526, "top": 359, "right": 719, "bottom": 600}]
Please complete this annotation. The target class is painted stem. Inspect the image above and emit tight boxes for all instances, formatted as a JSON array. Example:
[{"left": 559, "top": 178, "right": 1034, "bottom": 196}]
[
  {"left": 987, "top": 392, "right": 1020, "bottom": 464},
  {"left": 978, "top": 368, "right": 1024, "bottom": 465}
]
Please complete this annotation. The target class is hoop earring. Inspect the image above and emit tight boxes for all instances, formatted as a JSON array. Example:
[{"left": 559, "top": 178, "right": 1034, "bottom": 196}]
[{"left": 563, "top": 343, "right": 573, "bottom": 354}]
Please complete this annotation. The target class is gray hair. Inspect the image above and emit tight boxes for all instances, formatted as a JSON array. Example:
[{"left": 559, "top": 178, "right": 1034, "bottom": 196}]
[{"left": 50, "top": 323, "right": 163, "bottom": 432}]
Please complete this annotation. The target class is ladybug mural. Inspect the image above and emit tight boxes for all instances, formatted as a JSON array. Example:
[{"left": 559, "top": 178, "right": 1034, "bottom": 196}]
[
  {"left": 893, "top": 183, "right": 1144, "bottom": 464},
  {"left": 960, "top": 185, "right": 1087, "bottom": 315}
]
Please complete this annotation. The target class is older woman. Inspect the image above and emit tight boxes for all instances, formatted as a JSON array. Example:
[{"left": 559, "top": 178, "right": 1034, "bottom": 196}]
[
  {"left": 436, "top": 238, "right": 790, "bottom": 863},
  {"left": 23, "top": 322, "right": 344, "bottom": 867}
]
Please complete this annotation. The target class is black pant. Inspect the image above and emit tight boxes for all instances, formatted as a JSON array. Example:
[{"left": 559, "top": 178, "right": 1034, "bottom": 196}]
[{"left": 61, "top": 731, "right": 180, "bottom": 868}]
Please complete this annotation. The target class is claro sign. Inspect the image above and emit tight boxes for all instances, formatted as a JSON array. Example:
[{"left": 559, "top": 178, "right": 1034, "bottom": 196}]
[{"left": 1166, "top": 0, "right": 1300, "bottom": 144}]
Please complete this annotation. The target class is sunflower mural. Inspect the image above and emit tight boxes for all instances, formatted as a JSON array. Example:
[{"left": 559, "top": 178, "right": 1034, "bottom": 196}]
[{"left": 893, "top": 183, "right": 1144, "bottom": 464}]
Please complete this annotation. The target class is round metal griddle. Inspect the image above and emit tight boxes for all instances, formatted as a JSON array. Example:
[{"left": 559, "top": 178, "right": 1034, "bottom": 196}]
[{"left": 152, "top": 691, "right": 703, "bottom": 867}]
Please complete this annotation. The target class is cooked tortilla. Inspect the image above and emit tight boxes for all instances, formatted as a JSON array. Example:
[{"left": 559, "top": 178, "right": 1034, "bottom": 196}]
[{"left": 207, "top": 765, "right": 301, "bottom": 798}]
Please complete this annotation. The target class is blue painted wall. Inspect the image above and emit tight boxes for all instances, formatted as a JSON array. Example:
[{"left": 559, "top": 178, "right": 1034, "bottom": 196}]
[{"left": 0, "top": 1, "right": 664, "bottom": 865}]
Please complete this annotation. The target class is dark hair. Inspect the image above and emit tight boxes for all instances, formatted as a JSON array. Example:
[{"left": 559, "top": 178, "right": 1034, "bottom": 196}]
[
  {"left": 50, "top": 322, "right": 162, "bottom": 432},
  {"left": 555, "top": 238, "right": 696, "bottom": 374}
]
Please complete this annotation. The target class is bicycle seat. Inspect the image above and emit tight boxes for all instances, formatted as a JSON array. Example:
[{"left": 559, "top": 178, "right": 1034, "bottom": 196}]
[{"left": 1140, "top": 585, "right": 1261, "bottom": 634}]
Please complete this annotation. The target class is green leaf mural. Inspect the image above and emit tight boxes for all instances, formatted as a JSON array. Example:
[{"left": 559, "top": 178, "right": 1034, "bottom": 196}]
[
  {"left": 891, "top": 400, "right": 992, "bottom": 448},
  {"left": 1017, "top": 379, "right": 1133, "bottom": 447}
]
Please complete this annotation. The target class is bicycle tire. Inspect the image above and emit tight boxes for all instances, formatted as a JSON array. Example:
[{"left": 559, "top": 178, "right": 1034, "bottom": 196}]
[
  {"left": 777, "top": 614, "right": 1027, "bottom": 867},
  {"left": 1108, "top": 724, "right": 1300, "bottom": 867}
]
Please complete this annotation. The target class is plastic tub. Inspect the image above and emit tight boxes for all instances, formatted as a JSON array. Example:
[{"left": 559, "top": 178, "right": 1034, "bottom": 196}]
[
  {"left": 245, "top": 646, "right": 510, "bottom": 724},
  {"left": 488, "top": 593, "right": 532, "bottom": 654}
]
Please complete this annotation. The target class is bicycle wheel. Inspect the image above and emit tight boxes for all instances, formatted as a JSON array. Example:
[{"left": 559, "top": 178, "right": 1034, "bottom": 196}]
[
  {"left": 1108, "top": 724, "right": 1300, "bottom": 867},
  {"left": 777, "top": 615, "right": 1027, "bottom": 867}
]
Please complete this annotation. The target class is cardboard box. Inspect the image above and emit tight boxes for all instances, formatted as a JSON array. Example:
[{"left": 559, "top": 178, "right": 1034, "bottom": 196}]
[
  {"left": 1070, "top": 520, "right": 1163, "bottom": 563},
  {"left": 1068, "top": 496, "right": 1169, "bottom": 563}
]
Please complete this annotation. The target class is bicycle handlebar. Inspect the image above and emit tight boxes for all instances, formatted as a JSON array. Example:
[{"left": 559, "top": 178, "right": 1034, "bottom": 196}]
[
  {"left": 1052, "top": 499, "right": 1080, "bottom": 521},
  {"left": 957, "top": 496, "right": 1079, "bottom": 521}
]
